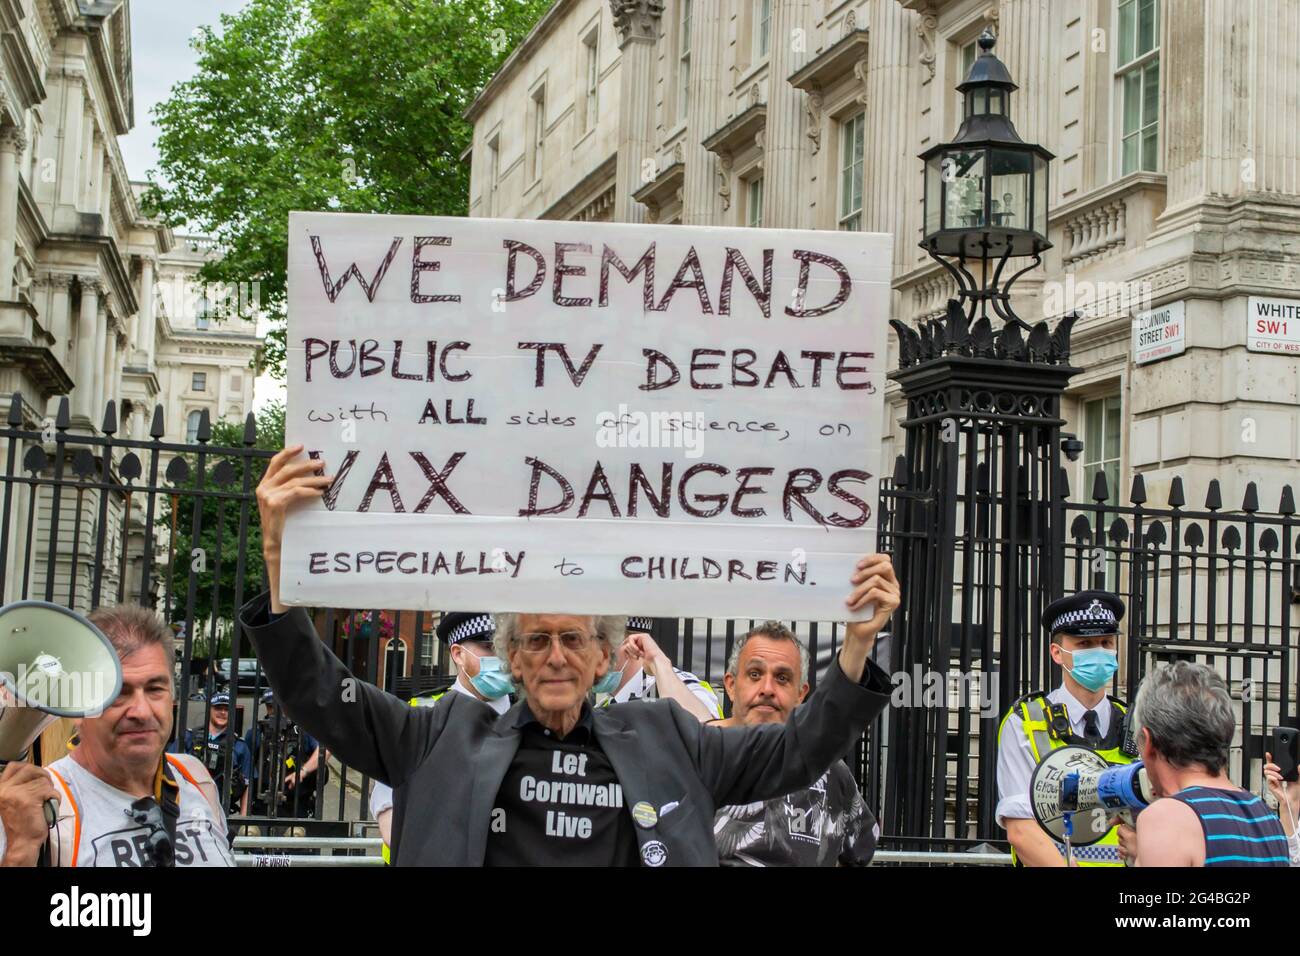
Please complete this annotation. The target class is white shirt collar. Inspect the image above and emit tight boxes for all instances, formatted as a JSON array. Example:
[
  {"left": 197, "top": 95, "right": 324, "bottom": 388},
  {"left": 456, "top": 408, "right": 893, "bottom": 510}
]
[{"left": 1050, "top": 684, "right": 1111, "bottom": 737}]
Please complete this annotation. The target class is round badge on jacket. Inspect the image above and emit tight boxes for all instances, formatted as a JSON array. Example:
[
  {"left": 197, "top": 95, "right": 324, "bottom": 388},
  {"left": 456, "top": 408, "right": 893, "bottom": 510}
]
[
  {"left": 631, "top": 801, "right": 658, "bottom": 829},
  {"left": 640, "top": 840, "right": 668, "bottom": 867}
]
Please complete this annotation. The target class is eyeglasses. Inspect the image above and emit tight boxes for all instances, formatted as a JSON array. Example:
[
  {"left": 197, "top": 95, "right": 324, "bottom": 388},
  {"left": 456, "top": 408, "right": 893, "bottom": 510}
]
[
  {"left": 125, "top": 797, "right": 175, "bottom": 867},
  {"left": 517, "top": 631, "right": 594, "bottom": 655}
]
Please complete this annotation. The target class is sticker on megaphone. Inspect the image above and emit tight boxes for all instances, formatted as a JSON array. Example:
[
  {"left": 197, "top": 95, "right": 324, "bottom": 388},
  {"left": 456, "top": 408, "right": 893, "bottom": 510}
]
[
  {"left": 1030, "top": 745, "right": 1153, "bottom": 846},
  {"left": 18, "top": 652, "right": 69, "bottom": 706}
]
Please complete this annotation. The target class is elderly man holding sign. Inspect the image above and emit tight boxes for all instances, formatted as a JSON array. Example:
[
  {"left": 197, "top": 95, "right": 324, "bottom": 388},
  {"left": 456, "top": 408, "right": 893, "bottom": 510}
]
[{"left": 238, "top": 445, "right": 898, "bottom": 866}]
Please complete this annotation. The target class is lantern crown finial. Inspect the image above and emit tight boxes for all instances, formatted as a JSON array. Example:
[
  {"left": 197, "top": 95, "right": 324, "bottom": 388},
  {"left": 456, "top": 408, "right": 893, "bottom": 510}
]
[{"left": 958, "top": 28, "right": 1017, "bottom": 94}]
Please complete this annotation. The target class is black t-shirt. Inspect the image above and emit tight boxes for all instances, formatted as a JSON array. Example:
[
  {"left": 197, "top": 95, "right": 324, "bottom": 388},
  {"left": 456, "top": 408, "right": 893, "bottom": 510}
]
[{"left": 484, "top": 705, "right": 639, "bottom": 867}]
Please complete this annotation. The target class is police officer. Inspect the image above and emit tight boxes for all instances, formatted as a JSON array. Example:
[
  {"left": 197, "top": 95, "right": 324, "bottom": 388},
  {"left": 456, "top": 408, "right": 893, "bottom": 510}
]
[
  {"left": 996, "top": 590, "right": 1135, "bottom": 866},
  {"left": 594, "top": 617, "right": 722, "bottom": 720},
  {"left": 370, "top": 612, "right": 513, "bottom": 861},
  {"left": 243, "top": 690, "right": 324, "bottom": 818},
  {"left": 183, "top": 692, "right": 252, "bottom": 815}
]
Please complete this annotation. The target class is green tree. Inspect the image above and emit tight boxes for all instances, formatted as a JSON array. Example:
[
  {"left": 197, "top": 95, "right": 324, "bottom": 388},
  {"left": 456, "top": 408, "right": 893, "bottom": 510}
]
[
  {"left": 147, "top": 0, "right": 555, "bottom": 375},
  {"left": 163, "top": 402, "right": 285, "bottom": 630}
]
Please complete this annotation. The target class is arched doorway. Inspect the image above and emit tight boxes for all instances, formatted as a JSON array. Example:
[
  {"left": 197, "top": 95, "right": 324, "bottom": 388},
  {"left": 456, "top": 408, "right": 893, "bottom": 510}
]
[{"left": 383, "top": 637, "right": 407, "bottom": 691}]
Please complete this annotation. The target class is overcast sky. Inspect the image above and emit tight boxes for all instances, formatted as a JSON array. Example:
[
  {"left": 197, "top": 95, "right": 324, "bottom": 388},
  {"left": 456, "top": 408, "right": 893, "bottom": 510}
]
[
  {"left": 119, "top": 0, "right": 284, "bottom": 410},
  {"left": 119, "top": 0, "right": 250, "bottom": 185}
]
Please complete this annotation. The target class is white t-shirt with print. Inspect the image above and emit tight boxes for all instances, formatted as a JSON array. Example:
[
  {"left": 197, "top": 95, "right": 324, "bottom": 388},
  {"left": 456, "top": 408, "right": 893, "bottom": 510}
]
[{"left": 0, "top": 753, "right": 236, "bottom": 867}]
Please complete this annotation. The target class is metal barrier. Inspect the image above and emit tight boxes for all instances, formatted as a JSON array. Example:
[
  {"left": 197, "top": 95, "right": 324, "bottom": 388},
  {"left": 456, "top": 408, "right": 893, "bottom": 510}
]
[{"left": 227, "top": 835, "right": 1013, "bottom": 867}]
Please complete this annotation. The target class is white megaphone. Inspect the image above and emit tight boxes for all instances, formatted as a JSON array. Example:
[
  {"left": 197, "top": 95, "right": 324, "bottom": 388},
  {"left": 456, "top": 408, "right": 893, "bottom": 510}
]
[
  {"left": 1030, "top": 745, "right": 1155, "bottom": 865},
  {"left": 0, "top": 601, "right": 123, "bottom": 766}
]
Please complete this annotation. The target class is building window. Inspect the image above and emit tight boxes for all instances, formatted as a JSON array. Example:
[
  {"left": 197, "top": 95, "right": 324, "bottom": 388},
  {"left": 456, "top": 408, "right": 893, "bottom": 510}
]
[
  {"left": 838, "top": 112, "right": 865, "bottom": 231},
  {"left": 581, "top": 27, "right": 599, "bottom": 134},
  {"left": 1082, "top": 395, "right": 1122, "bottom": 504},
  {"left": 746, "top": 176, "right": 764, "bottom": 228},
  {"left": 1117, "top": 0, "right": 1159, "bottom": 174},
  {"left": 420, "top": 619, "right": 436, "bottom": 672},
  {"left": 185, "top": 410, "right": 203, "bottom": 443},
  {"left": 486, "top": 133, "right": 500, "bottom": 216},
  {"left": 192, "top": 372, "right": 206, "bottom": 392},
  {"left": 530, "top": 86, "right": 546, "bottom": 182},
  {"left": 956, "top": 38, "right": 979, "bottom": 118},
  {"left": 755, "top": 0, "right": 771, "bottom": 59},
  {"left": 678, "top": 0, "right": 692, "bottom": 122}
]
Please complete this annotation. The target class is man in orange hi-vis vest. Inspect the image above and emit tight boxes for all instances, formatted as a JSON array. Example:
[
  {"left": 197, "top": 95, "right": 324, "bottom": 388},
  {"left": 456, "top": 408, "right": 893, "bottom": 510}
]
[{"left": 0, "top": 604, "right": 234, "bottom": 867}]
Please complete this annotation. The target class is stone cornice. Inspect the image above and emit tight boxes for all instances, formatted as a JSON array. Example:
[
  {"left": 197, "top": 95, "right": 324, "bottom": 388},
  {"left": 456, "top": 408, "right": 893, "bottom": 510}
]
[
  {"left": 701, "top": 104, "right": 767, "bottom": 159},
  {"left": 0, "top": 338, "right": 76, "bottom": 397},
  {"left": 787, "top": 28, "right": 869, "bottom": 93},
  {"left": 632, "top": 160, "right": 684, "bottom": 216},
  {"left": 1, "top": 12, "right": 48, "bottom": 110}
]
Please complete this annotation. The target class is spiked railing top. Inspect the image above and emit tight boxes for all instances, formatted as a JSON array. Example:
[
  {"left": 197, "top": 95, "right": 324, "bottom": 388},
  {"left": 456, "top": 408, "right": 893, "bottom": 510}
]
[{"left": 891, "top": 299, "right": 1077, "bottom": 369}]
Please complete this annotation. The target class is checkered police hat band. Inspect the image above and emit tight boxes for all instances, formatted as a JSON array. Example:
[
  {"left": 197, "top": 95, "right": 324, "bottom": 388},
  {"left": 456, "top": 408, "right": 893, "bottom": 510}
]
[
  {"left": 1051, "top": 601, "right": 1117, "bottom": 634},
  {"left": 627, "top": 617, "right": 653, "bottom": 632},
  {"left": 448, "top": 614, "right": 495, "bottom": 644}
]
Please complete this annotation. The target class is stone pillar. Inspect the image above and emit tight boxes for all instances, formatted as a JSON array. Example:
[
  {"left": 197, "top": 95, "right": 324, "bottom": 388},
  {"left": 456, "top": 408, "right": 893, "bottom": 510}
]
[
  {"left": 864, "top": 3, "right": 920, "bottom": 275},
  {"left": 610, "top": 1, "right": 665, "bottom": 224},
  {"left": 680, "top": 0, "right": 725, "bottom": 225},
  {"left": 74, "top": 278, "right": 100, "bottom": 421},
  {"left": 111, "top": 331, "right": 123, "bottom": 410},
  {"left": 763, "top": 0, "right": 815, "bottom": 229},
  {"left": 91, "top": 296, "right": 107, "bottom": 420},
  {"left": 138, "top": 257, "right": 157, "bottom": 366},
  {"left": 56, "top": 81, "right": 84, "bottom": 208},
  {"left": 47, "top": 272, "right": 76, "bottom": 368},
  {"left": 103, "top": 322, "right": 119, "bottom": 411},
  {"left": 79, "top": 111, "right": 94, "bottom": 210},
  {"left": 0, "top": 126, "right": 25, "bottom": 300}
]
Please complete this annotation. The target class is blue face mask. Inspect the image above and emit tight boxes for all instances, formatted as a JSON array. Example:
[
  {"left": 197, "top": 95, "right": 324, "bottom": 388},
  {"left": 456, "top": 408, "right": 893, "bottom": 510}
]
[
  {"left": 1064, "top": 647, "right": 1119, "bottom": 692},
  {"left": 592, "top": 659, "right": 626, "bottom": 695},
  {"left": 465, "top": 654, "right": 515, "bottom": 700}
]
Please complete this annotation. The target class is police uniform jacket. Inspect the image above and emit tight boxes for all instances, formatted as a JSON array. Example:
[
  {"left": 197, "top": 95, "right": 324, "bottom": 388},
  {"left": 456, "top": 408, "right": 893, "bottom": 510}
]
[{"left": 238, "top": 591, "right": 891, "bottom": 866}]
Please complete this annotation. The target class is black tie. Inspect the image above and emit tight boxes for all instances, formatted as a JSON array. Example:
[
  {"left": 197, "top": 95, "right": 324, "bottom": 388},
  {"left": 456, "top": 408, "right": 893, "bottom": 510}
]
[{"left": 1083, "top": 710, "right": 1103, "bottom": 749}]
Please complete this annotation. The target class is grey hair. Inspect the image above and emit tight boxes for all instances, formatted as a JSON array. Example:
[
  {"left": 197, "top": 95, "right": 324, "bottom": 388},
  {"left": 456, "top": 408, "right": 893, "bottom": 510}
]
[
  {"left": 492, "top": 613, "right": 627, "bottom": 699},
  {"left": 87, "top": 604, "right": 176, "bottom": 673},
  {"left": 726, "top": 621, "right": 809, "bottom": 686},
  {"left": 1132, "top": 660, "right": 1235, "bottom": 775}
]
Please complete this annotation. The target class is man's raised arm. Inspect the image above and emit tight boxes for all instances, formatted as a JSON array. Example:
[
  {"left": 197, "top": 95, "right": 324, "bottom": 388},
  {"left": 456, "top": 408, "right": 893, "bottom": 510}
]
[
  {"left": 238, "top": 446, "right": 434, "bottom": 788},
  {"left": 691, "top": 554, "right": 900, "bottom": 806}
]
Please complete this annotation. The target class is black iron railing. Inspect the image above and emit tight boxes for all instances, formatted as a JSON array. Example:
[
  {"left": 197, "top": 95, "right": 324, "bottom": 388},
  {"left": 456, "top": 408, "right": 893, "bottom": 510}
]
[{"left": 2, "top": 391, "right": 1295, "bottom": 849}]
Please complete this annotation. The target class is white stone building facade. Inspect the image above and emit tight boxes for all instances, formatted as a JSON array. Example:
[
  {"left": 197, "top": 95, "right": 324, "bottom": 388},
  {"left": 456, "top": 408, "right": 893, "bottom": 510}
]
[
  {"left": 463, "top": 0, "right": 1300, "bottom": 517},
  {"left": 0, "top": 1, "right": 260, "bottom": 607}
]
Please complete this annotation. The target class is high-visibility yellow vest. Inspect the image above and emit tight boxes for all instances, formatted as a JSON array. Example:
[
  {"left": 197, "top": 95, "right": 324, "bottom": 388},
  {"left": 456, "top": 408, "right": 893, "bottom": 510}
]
[{"left": 998, "top": 691, "right": 1134, "bottom": 867}]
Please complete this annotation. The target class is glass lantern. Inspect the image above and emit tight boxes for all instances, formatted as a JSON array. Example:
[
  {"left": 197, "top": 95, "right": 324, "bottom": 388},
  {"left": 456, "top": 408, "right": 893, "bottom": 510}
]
[{"left": 918, "top": 30, "right": 1053, "bottom": 260}]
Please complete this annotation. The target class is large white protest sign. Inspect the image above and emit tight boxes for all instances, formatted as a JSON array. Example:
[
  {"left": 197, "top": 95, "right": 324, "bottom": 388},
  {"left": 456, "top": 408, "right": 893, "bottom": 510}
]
[{"left": 282, "top": 212, "right": 892, "bottom": 620}]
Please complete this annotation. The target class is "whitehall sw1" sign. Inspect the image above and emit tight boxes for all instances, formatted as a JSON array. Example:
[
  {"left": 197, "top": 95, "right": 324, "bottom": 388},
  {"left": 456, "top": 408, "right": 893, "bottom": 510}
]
[{"left": 1247, "top": 295, "right": 1300, "bottom": 354}]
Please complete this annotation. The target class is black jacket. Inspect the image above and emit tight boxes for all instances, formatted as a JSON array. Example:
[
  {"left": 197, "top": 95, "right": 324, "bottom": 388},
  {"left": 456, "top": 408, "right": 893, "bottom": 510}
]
[{"left": 238, "top": 592, "right": 891, "bottom": 866}]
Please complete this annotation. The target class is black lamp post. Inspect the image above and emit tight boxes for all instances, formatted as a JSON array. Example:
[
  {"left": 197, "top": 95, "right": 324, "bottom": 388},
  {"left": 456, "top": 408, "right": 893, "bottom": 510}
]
[
  {"left": 917, "top": 28, "right": 1054, "bottom": 330},
  {"left": 879, "top": 27, "right": 1083, "bottom": 845}
]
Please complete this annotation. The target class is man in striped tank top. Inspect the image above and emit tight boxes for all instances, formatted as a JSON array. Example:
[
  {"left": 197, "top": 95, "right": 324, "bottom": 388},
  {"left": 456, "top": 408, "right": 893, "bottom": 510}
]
[{"left": 1118, "top": 661, "right": 1289, "bottom": 867}]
